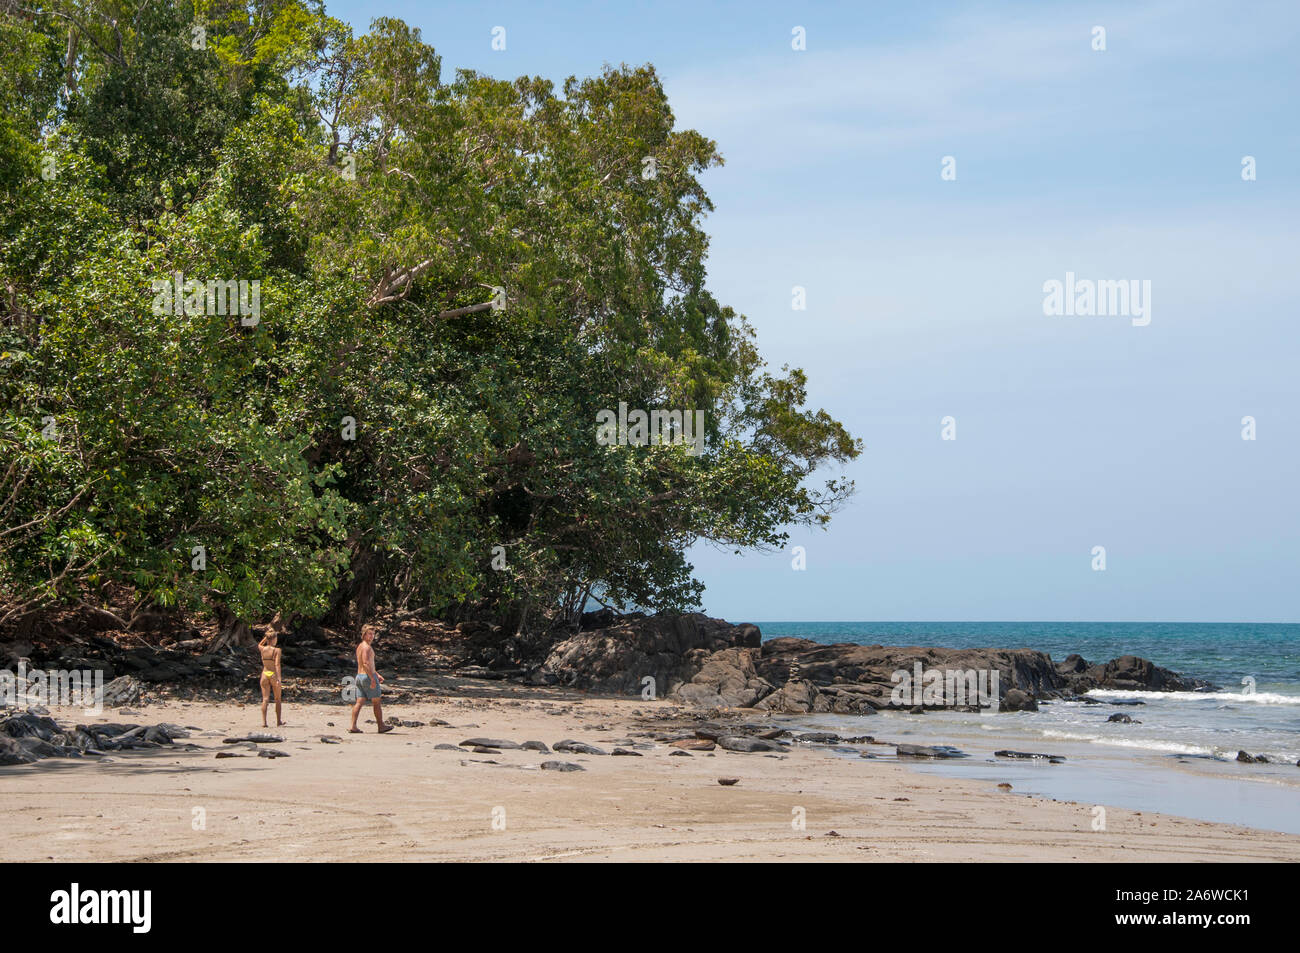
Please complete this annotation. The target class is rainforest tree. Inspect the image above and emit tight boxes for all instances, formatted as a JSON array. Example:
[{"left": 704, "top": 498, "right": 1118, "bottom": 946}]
[{"left": 0, "top": 0, "right": 859, "bottom": 642}]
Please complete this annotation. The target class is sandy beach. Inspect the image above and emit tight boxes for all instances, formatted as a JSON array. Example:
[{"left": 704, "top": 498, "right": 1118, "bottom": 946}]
[{"left": 5, "top": 676, "right": 1299, "bottom": 863}]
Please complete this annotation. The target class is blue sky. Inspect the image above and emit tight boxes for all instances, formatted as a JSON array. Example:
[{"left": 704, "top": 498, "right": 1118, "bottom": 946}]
[{"left": 327, "top": 1, "right": 1300, "bottom": 622}]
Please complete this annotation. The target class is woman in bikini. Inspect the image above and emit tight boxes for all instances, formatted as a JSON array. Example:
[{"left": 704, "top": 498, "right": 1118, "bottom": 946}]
[{"left": 257, "top": 623, "right": 285, "bottom": 728}]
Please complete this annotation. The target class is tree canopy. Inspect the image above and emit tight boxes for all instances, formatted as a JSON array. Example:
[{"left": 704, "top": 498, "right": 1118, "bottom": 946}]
[{"left": 1, "top": 0, "right": 859, "bottom": 639}]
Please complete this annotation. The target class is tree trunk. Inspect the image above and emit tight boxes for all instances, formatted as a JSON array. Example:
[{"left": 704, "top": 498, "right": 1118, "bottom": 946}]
[{"left": 208, "top": 605, "right": 252, "bottom": 652}]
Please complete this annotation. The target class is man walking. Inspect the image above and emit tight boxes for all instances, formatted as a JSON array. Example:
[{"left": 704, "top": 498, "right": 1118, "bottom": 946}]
[{"left": 349, "top": 625, "right": 392, "bottom": 733}]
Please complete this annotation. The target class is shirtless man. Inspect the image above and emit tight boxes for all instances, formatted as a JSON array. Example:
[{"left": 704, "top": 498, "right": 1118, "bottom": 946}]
[{"left": 349, "top": 625, "right": 392, "bottom": 733}]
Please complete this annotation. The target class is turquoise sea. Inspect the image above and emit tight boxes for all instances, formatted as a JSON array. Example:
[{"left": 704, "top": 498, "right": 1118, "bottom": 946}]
[{"left": 757, "top": 621, "right": 1300, "bottom": 833}]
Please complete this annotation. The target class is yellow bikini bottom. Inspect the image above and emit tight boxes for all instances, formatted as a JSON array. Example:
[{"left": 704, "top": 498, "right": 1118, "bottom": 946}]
[{"left": 262, "top": 670, "right": 276, "bottom": 679}]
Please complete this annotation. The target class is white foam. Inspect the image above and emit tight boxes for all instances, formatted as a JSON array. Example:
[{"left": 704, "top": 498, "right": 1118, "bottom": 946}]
[
  {"left": 1086, "top": 689, "right": 1300, "bottom": 706},
  {"left": 1039, "top": 729, "right": 1217, "bottom": 756}
]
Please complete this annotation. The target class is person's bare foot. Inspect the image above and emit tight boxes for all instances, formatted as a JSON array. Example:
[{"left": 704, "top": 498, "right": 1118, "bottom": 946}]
[
  {"left": 377, "top": 724, "right": 394, "bottom": 734},
  {"left": 348, "top": 727, "right": 362, "bottom": 733}
]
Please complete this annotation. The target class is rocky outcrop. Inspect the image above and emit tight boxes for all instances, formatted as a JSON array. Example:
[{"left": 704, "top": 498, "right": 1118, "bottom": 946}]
[
  {"left": 534, "top": 613, "right": 762, "bottom": 698},
  {"left": 535, "top": 616, "right": 1217, "bottom": 714},
  {"left": 756, "top": 639, "right": 1066, "bottom": 711},
  {"left": 1056, "top": 654, "right": 1213, "bottom": 694}
]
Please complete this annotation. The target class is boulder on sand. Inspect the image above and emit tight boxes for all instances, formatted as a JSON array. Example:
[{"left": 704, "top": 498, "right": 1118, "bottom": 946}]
[
  {"left": 670, "top": 647, "right": 773, "bottom": 709},
  {"left": 536, "top": 613, "right": 762, "bottom": 696},
  {"left": 102, "top": 675, "right": 143, "bottom": 708}
]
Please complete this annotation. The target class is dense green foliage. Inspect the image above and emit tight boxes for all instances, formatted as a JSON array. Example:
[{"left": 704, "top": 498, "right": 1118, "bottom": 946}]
[{"left": 1, "top": 0, "right": 859, "bottom": 636}]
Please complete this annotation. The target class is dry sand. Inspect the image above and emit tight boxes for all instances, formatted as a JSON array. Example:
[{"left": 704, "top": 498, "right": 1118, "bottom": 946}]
[{"left": 5, "top": 683, "right": 1299, "bottom": 863}]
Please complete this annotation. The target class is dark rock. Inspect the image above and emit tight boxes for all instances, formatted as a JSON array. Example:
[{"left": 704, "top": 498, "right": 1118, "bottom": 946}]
[
  {"left": 896, "top": 743, "right": 967, "bottom": 759},
  {"left": 142, "top": 726, "right": 174, "bottom": 745},
  {"left": 0, "top": 736, "right": 39, "bottom": 765},
  {"left": 553, "top": 739, "right": 607, "bottom": 755},
  {"left": 716, "top": 735, "right": 784, "bottom": 753},
  {"left": 1056, "top": 654, "right": 1089, "bottom": 675},
  {"left": 994, "top": 750, "right": 1066, "bottom": 761},
  {"left": 1236, "top": 751, "right": 1268, "bottom": 764},
  {"left": 257, "top": 749, "right": 290, "bottom": 759},
  {"left": 1079, "top": 655, "right": 1214, "bottom": 693},
  {"left": 754, "top": 678, "right": 819, "bottom": 713},
  {"left": 1, "top": 712, "right": 60, "bottom": 741},
  {"left": 717, "top": 778, "right": 740, "bottom": 785},
  {"left": 795, "top": 732, "right": 840, "bottom": 744},
  {"left": 1000, "top": 689, "right": 1038, "bottom": 712},
  {"left": 754, "top": 641, "right": 1213, "bottom": 711},
  {"left": 459, "top": 738, "right": 521, "bottom": 750},
  {"left": 20, "top": 737, "right": 73, "bottom": 758},
  {"left": 102, "top": 676, "right": 143, "bottom": 709},
  {"left": 1107, "top": 713, "right": 1139, "bottom": 724}
]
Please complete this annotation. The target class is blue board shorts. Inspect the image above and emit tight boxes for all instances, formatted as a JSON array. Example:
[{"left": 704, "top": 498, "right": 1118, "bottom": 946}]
[{"left": 355, "top": 673, "right": 381, "bottom": 699}]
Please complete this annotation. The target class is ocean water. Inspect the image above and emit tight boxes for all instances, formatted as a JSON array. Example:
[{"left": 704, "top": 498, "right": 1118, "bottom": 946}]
[{"left": 757, "top": 622, "right": 1300, "bottom": 833}]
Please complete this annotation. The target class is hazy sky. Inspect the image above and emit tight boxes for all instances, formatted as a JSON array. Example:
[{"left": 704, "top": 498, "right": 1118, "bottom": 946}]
[{"left": 328, "top": 1, "right": 1300, "bottom": 622}]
